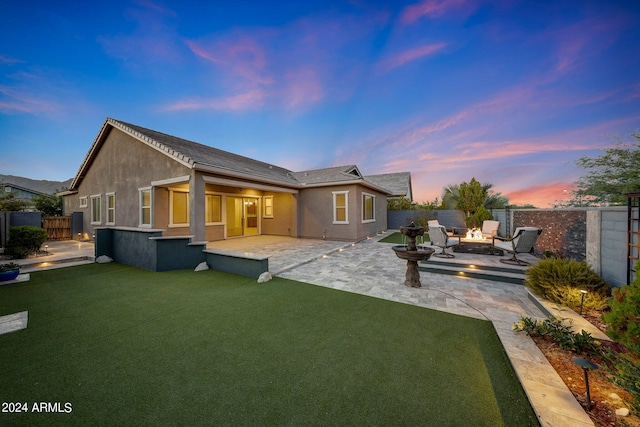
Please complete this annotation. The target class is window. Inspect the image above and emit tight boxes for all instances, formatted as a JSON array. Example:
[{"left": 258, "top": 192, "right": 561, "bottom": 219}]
[
  {"left": 206, "top": 194, "right": 222, "bottom": 223},
  {"left": 139, "top": 188, "right": 152, "bottom": 227},
  {"left": 333, "top": 191, "right": 349, "bottom": 224},
  {"left": 263, "top": 196, "right": 273, "bottom": 218},
  {"left": 170, "top": 190, "right": 189, "bottom": 226},
  {"left": 362, "top": 193, "right": 375, "bottom": 222},
  {"left": 79, "top": 196, "right": 88, "bottom": 208},
  {"left": 106, "top": 192, "right": 116, "bottom": 225},
  {"left": 90, "top": 195, "right": 101, "bottom": 224}
]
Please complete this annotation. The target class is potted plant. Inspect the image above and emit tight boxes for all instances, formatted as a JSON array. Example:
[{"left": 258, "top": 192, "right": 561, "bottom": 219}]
[{"left": 0, "top": 262, "right": 21, "bottom": 282}]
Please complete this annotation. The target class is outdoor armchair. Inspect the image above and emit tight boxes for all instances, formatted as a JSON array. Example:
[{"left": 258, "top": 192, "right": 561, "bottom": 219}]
[
  {"left": 492, "top": 227, "right": 542, "bottom": 265},
  {"left": 428, "top": 225, "right": 460, "bottom": 258},
  {"left": 481, "top": 220, "right": 500, "bottom": 238}
]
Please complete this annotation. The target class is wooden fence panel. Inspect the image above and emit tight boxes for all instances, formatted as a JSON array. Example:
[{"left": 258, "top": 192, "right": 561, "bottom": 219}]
[{"left": 43, "top": 216, "right": 71, "bottom": 240}]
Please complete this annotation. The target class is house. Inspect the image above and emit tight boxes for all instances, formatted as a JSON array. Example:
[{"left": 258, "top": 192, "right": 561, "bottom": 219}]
[{"left": 61, "top": 118, "right": 410, "bottom": 245}]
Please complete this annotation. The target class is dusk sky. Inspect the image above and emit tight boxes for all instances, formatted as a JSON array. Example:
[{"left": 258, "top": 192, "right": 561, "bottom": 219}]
[{"left": 1, "top": 0, "right": 639, "bottom": 207}]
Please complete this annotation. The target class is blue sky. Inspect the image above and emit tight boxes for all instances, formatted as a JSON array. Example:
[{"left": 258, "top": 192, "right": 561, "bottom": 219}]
[{"left": 1, "top": 0, "right": 639, "bottom": 207}]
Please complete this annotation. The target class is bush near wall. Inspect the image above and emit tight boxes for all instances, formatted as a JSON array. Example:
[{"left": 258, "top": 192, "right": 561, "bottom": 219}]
[
  {"left": 514, "top": 210, "right": 586, "bottom": 259},
  {"left": 6, "top": 226, "right": 48, "bottom": 259}
]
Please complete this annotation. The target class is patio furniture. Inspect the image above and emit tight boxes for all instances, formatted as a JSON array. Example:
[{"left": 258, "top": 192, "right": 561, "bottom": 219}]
[
  {"left": 481, "top": 220, "right": 500, "bottom": 238},
  {"left": 427, "top": 219, "right": 455, "bottom": 236},
  {"left": 428, "top": 225, "right": 460, "bottom": 258},
  {"left": 492, "top": 227, "right": 542, "bottom": 266}
]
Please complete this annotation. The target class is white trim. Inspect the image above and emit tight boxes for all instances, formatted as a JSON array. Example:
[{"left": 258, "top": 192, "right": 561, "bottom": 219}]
[
  {"left": 106, "top": 192, "right": 116, "bottom": 225},
  {"left": 169, "top": 189, "right": 190, "bottom": 227},
  {"left": 139, "top": 187, "right": 153, "bottom": 228},
  {"left": 151, "top": 175, "right": 191, "bottom": 187},
  {"left": 202, "top": 175, "right": 298, "bottom": 194},
  {"left": 362, "top": 192, "right": 376, "bottom": 223},
  {"left": 332, "top": 191, "right": 349, "bottom": 224},
  {"left": 90, "top": 194, "right": 101, "bottom": 225},
  {"left": 79, "top": 196, "right": 88, "bottom": 208},
  {"left": 205, "top": 193, "right": 223, "bottom": 225},
  {"left": 263, "top": 195, "right": 274, "bottom": 218}
]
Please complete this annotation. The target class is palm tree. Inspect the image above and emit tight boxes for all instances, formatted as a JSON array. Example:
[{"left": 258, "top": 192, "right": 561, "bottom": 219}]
[{"left": 441, "top": 184, "right": 460, "bottom": 209}]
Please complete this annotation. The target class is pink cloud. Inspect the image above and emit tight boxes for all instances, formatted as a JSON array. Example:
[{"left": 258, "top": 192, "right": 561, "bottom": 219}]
[
  {"left": 186, "top": 36, "right": 274, "bottom": 87},
  {"left": 163, "top": 90, "right": 267, "bottom": 112},
  {"left": 399, "top": 0, "right": 472, "bottom": 25},
  {"left": 378, "top": 43, "right": 447, "bottom": 73},
  {"left": 0, "top": 85, "right": 60, "bottom": 114},
  {"left": 0, "top": 55, "right": 22, "bottom": 65},
  {"left": 504, "top": 182, "right": 574, "bottom": 207}
]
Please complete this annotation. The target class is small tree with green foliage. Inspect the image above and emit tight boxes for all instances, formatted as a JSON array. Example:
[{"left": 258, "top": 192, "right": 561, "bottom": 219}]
[
  {"left": 0, "top": 191, "right": 31, "bottom": 212},
  {"left": 468, "top": 205, "right": 493, "bottom": 229},
  {"left": 457, "top": 178, "right": 486, "bottom": 218},
  {"left": 603, "top": 261, "right": 640, "bottom": 354},
  {"left": 558, "top": 133, "right": 640, "bottom": 207},
  {"left": 34, "top": 193, "right": 64, "bottom": 216}
]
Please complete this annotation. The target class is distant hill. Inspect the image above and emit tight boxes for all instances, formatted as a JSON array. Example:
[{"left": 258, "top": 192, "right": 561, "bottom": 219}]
[{"left": 0, "top": 174, "right": 73, "bottom": 195}]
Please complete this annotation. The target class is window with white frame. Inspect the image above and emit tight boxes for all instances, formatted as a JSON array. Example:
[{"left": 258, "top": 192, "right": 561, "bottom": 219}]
[
  {"left": 263, "top": 196, "right": 274, "bottom": 218},
  {"left": 170, "top": 190, "right": 189, "bottom": 226},
  {"left": 206, "top": 194, "right": 222, "bottom": 224},
  {"left": 362, "top": 193, "right": 375, "bottom": 223},
  {"left": 139, "top": 188, "right": 152, "bottom": 227},
  {"left": 106, "top": 192, "right": 116, "bottom": 225},
  {"left": 90, "top": 195, "right": 101, "bottom": 224},
  {"left": 333, "top": 191, "right": 349, "bottom": 224},
  {"left": 79, "top": 196, "right": 88, "bottom": 208}
]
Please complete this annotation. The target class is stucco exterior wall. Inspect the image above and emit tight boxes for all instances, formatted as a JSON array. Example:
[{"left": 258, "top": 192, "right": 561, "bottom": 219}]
[
  {"left": 298, "top": 184, "right": 386, "bottom": 241},
  {"left": 64, "top": 128, "right": 191, "bottom": 238},
  {"left": 260, "top": 192, "right": 296, "bottom": 236}
]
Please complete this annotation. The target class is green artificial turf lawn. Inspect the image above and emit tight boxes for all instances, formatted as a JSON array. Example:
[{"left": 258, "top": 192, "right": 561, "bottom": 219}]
[
  {"left": 0, "top": 263, "right": 538, "bottom": 426},
  {"left": 378, "top": 231, "right": 430, "bottom": 244}
]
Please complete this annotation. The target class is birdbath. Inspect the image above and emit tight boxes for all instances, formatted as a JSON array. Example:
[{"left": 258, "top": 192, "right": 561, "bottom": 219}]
[{"left": 392, "top": 223, "right": 435, "bottom": 287}]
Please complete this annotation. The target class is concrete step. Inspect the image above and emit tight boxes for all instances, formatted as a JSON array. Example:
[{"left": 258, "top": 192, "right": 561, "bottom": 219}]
[{"left": 419, "top": 259, "right": 527, "bottom": 285}]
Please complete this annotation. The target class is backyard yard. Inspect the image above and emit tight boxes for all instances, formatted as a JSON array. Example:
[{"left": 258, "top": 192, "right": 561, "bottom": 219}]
[{"left": 0, "top": 263, "right": 538, "bottom": 426}]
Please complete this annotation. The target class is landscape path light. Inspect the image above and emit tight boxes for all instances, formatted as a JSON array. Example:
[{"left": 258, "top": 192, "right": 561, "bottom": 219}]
[
  {"left": 572, "top": 357, "right": 598, "bottom": 410},
  {"left": 579, "top": 289, "right": 588, "bottom": 315}
]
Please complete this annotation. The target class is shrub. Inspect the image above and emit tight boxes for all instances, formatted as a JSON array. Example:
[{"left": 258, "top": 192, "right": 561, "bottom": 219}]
[
  {"left": 524, "top": 257, "right": 609, "bottom": 310},
  {"left": 601, "top": 348, "right": 640, "bottom": 417},
  {"left": 603, "top": 260, "right": 640, "bottom": 354},
  {"left": 6, "top": 226, "right": 48, "bottom": 259},
  {"left": 513, "top": 316, "right": 599, "bottom": 355},
  {"left": 467, "top": 205, "right": 492, "bottom": 229}
]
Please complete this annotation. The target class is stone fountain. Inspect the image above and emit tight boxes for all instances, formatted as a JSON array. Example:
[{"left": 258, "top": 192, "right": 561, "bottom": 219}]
[{"left": 392, "top": 223, "right": 435, "bottom": 288}]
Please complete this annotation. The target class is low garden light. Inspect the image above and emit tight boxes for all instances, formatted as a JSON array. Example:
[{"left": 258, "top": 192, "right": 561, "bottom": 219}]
[
  {"left": 572, "top": 357, "right": 598, "bottom": 410},
  {"left": 579, "top": 289, "right": 588, "bottom": 315}
]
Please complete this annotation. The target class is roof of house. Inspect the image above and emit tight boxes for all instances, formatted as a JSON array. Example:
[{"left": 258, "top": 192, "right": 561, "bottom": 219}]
[
  {"left": 364, "top": 172, "right": 413, "bottom": 199},
  {"left": 1, "top": 174, "right": 72, "bottom": 196},
  {"left": 69, "top": 118, "right": 406, "bottom": 195}
]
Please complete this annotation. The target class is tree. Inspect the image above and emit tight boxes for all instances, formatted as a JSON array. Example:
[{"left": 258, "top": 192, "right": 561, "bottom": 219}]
[
  {"left": 34, "top": 193, "right": 63, "bottom": 216},
  {"left": 457, "top": 178, "right": 486, "bottom": 217},
  {"left": 0, "top": 190, "right": 30, "bottom": 212},
  {"left": 563, "top": 133, "right": 640, "bottom": 206},
  {"left": 441, "top": 184, "right": 460, "bottom": 209}
]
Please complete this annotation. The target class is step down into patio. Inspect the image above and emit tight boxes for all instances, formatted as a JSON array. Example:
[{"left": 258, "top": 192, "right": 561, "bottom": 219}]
[{"left": 419, "top": 259, "right": 527, "bottom": 285}]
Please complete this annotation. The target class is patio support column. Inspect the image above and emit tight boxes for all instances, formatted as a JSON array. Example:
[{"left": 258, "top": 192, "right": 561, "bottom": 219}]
[
  {"left": 189, "top": 170, "right": 206, "bottom": 242},
  {"left": 291, "top": 193, "right": 299, "bottom": 237}
]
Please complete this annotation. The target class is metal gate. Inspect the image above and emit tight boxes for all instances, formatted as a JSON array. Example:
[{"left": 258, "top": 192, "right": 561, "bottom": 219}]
[{"left": 43, "top": 216, "right": 71, "bottom": 240}]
